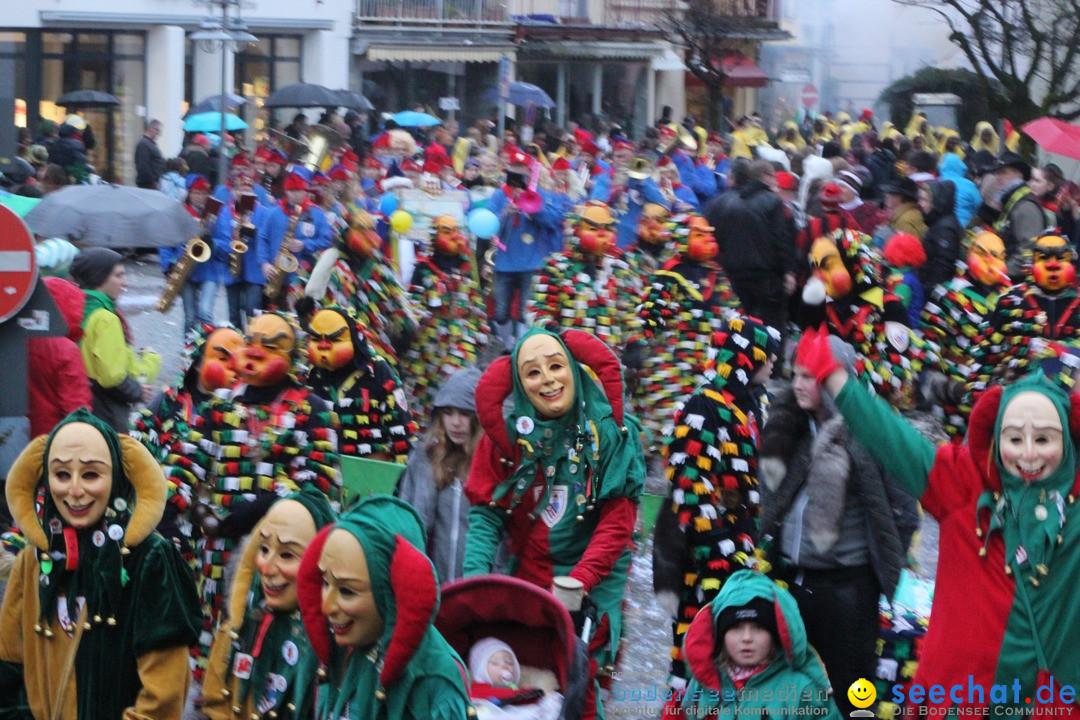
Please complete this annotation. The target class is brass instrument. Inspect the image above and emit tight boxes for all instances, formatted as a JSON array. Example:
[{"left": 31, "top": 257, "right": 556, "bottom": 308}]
[
  {"left": 268, "top": 125, "right": 343, "bottom": 173},
  {"left": 627, "top": 156, "right": 652, "bottom": 181},
  {"left": 156, "top": 238, "right": 212, "bottom": 313},
  {"left": 263, "top": 206, "right": 302, "bottom": 299},
  {"left": 678, "top": 126, "right": 698, "bottom": 152},
  {"left": 156, "top": 198, "right": 222, "bottom": 313},
  {"left": 229, "top": 193, "right": 257, "bottom": 277}
]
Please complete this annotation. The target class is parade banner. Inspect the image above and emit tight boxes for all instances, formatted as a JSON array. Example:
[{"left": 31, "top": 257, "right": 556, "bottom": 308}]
[{"left": 398, "top": 188, "right": 470, "bottom": 247}]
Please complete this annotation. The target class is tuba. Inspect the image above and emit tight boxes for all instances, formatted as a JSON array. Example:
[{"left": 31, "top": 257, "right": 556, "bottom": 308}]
[
  {"left": 263, "top": 206, "right": 302, "bottom": 299},
  {"left": 627, "top": 156, "right": 652, "bottom": 180},
  {"left": 156, "top": 198, "right": 223, "bottom": 313},
  {"left": 229, "top": 193, "right": 257, "bottom": 277}
]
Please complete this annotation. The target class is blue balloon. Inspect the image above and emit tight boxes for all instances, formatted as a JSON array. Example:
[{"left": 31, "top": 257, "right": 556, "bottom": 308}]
[
  {"left": 467, "top": 209, "right": 500, "bottom": 240},
  {"left": 378, "top": 193, "right": 399, "bottom": 216}
]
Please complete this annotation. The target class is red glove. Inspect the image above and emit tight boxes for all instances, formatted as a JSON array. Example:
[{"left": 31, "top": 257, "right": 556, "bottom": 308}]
[{"left": 795, "top": 325, "right": 842, "bottom": 384}]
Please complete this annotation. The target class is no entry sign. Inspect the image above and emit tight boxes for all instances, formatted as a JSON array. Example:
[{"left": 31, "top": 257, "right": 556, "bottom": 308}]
[
  {"left": 0, "top": 204, "right": 38, "bottom": 324},
  {"left": 801, "top": 83, "right": 820, "bottom": 108}
]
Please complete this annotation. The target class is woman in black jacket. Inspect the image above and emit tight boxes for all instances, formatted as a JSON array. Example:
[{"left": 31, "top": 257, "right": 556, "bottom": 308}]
[{"left": 917, "top": 179, "right": 963, "bottom": 290}]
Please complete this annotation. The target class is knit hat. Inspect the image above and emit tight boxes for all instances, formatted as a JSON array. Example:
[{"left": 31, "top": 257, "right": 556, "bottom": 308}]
[
  {"left": 775, "top": 171, "right": 798, "bottom": 191},
  {"left": 835, "top": 169, "right": 862, "bottom": 196},
  {"left": 468, "top": 637, "right": 521, "bottom": 685},
  {"left": 191, "top": 134, "right": 211, "bottom": 148},
  {"left": 70, "top": 247, "right": 122, "bottom": 290},
  {"left": 884, "top": 232, "right": 927, "bottom": 269},
  {"left": 432, "top": 367, "right": 481, "bottom": 413},
  {"left": 714, "top": 597, "right": 779, "bottom": 646}
]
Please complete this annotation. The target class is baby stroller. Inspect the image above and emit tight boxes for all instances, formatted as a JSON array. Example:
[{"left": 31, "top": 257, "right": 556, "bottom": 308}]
[{"left": 436, "top": 575, "right": 590, "bottom": 720}]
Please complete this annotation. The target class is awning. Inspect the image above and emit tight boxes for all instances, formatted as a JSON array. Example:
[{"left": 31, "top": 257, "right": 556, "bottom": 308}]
[
  {"left": 364, "top": 46, "right": 511, "bottom": 62},
  {"left": 520, "top": 40, "right": 666, "bottom": 61},
  {"left": 651, "top": 48, "right": 687, "bottom": 72},
  {"left": 720, "top": 52, "right": 769, "bottom": 88}
]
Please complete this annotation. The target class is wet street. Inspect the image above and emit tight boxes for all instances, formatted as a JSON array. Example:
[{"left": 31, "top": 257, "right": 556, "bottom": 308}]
[{"left": 118, "top": 253, "right": 940, "bottom": 718}]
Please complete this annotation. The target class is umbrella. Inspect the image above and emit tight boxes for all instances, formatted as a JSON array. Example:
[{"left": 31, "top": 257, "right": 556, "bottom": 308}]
[
  {"left": 183, "top": 112, "right": 249, "bottom": 133},
  {"left": 391, "top": 110, "right": 442, "bottom": 127},
  {"left": 361, "top": 79, "right": 385, "bottom": 103},
  {"left": 24, "top": 184, "right": 201, "bottom": 248},
  {"left": 0, "top": 193, "right": 41, "bottom": 218},
  {"left": 1021, "top": 117, "right": 1080, "bottom": 161},
  {"left": 263, "top": 83, "right": 341, "bottom": 109},
  {"left": 56, "top": 90, "right": 120, "bottom": 108},
  {"left": 334, "top": 89, "right": 374, "bottom": 111},
  {"left": 483, "top": 81, "right": 556, "bottom": 109},
  {"left": 187, "top": 93, "right": 246, "bottom": 116}
]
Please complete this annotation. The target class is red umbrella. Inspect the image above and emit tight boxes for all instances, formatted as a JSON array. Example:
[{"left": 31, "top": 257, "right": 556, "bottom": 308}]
[{"left": 1021, "top": 117, "right": 1080, "bottom": 160}]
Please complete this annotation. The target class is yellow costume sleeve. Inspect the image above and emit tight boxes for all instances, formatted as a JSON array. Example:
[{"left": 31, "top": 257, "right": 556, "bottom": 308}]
[{"left": 122, "top": 645, "right": 192, "bottom": 720}]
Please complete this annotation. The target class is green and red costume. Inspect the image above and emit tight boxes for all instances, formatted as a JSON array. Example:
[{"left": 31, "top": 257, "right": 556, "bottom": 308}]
[
  {"left": 463, "top": 327, "right": 646, "bottom": 720},
  {"left": 298, "top": 496, "right": 472, "bottom": 720},
  {"left": 830, "top": 371, "right": 1080, "bottom": 710}
]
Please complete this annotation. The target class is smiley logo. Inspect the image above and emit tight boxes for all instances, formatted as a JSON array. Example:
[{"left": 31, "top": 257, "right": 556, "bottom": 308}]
[{"left": 847, "top": 678, "right": 876, "bottom": 710}]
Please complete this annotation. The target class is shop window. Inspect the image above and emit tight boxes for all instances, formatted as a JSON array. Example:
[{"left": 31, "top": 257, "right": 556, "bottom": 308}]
[
  {"left": 0, "top": 32, "right": 24, "bottom": 54},
  {"left": 42, "top": 33, "right": 73, "bottom": 54},
  {"left": 77, "top": 33, "right": 109, "bottom": 55},
  {"left": 115, "top": 34, "right": 144, "bottom": 57}
]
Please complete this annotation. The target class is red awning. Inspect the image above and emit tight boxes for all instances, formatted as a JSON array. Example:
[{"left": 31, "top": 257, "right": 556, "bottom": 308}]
[{"left": 720, "top": 52, "right": 769, "bottom": 88}]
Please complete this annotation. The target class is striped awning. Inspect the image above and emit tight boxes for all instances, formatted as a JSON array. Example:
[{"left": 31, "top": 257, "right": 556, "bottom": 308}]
[{"left": 362, "top": 45, "right": 514, "bottom": 63}]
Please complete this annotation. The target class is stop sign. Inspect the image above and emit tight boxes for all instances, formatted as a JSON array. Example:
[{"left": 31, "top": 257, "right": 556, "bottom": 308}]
[
  {"left": 0, "top": 205, "right": 38, "bottom": 324},
  {"left": 801, "top": 83, "right": 820, "bottom": 108}
]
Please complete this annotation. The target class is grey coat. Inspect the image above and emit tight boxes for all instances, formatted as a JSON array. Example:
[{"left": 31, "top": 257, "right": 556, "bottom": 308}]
[
  {"left": 759, "top": 389, "right": 920, "bottom": 599},
  {"left": 397, "top": 444, "right": 469, "bottom": 584}
]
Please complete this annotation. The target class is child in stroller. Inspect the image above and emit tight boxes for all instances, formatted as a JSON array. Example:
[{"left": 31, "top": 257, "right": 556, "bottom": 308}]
[{"left": 436, "top": 575, "right": 590, "bottom": 720}]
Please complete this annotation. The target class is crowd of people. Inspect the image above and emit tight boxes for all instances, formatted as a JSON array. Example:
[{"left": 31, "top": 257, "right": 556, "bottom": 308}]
[{"left": 3, "top": 103, "right": 1080, "bottom": 720}]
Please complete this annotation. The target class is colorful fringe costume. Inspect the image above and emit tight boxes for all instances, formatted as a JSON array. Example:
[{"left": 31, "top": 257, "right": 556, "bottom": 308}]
[
  {"left": 404, "top": 251, "right": 489, "bottom": 427},
  {"left": 920, "top": 269, "right": 1004, "bottom": 437},
  {"left": 306, "top": 307, "right": 417, "bottom": 462},
  {"left": 530, "top": 244, "right": 643, "bottom": 352},
  {"left": 654, "top": 316, "right": 780, "bottom": 686},
  {"left": 630, "top": 219, "right": 741, "bottom": 442}
]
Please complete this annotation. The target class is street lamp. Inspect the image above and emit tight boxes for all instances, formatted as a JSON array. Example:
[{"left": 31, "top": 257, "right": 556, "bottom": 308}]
[{"left": 190, "top": 0, "right": 258, "bottom": 186}]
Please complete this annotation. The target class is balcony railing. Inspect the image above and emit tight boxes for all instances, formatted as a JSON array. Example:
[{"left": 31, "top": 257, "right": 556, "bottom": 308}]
[
  {"left": 355, "top": 0, "right": 510, "bottom": 25},
  {"left": 606, "top": 0, "right": 779, "bottom": 26}
]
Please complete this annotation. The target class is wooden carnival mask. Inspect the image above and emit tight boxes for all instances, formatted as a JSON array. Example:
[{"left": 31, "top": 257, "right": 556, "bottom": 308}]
[
  {"left": 198, "top": 327, "right": 244, "bottom": 393},
  {"left": 809, "top": 237, "right": 853, "bottom": 299},
  {"left": 256, "top": 499, "right": 318, "bottom": 612},
  {"left": 432, "top": 215, "right": 467, "bottom": 256},
  {"left": 637, "top": 203, "right": 670, "bottom": 246},
  {"left": 319, "top": 528, "right": 384, "bottom": 648},
  {"left": 576, "top": 203, "right": 616, "bottom": 257},
  {"left": 517, "top": 333, "right": 576, "bottom": 419},
  {"left": 685, "top": 216, "right": 718, "bottom": 262},
  {"left": 967, "top": 231, "right": 1008, "bottom": 288},
  {"left": 238, "top": 313, "right": 296, "bottom": 387},
  {"left": 1032, "top": 235, "right": 1077, "bottom": 293},
  {"left": 306, "top": 309, "right": 354, "bottom": 372},
  {"left": 346, "top": 211, "right": 382, "bottom": 259},
  {"left": 47, "top": 422, "right": 112, "bottom": 529}
]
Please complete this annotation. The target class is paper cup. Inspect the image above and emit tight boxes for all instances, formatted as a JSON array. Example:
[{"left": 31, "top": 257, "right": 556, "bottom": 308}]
[{"left": 552, "top": 576, "right": 585, "bottom": 611}]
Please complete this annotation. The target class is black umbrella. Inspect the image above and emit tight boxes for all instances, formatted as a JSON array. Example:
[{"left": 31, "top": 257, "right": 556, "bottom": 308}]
[
  {"left": 56, "top": 90, "right": 120, "bottom": 108},
  {"left": 186, "top": 93, "right": 246, "bottom": 117},
  {"left": 334, "top": 89, "right": 374, "bottom": 111},
  {"left": 360, "top": 79, "right": 386, "bottom": 103},
  {"left": 263, "top": 83, "right": 341, "bottom": 109}
]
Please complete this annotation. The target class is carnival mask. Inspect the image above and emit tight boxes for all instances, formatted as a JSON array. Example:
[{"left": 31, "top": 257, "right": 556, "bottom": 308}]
[
  {"left": 320, "top": 528, "right": 384, "bottom": 648},
  {"left": 686, "top": 216, "right": 718, "bottom": 262},
  {"left": 517, "top": 334, "right": 576, "bottom": 419},
  {"left": 809, "top": 238, "right": 853, "bottom": 299},
  {"left": 577, "top": 203, "right": 616, "bottom": 257},
  {"left": 256, "top": 499, "right": 318, "bottom": 612},
  {"left": 638, "top": 203, "right": 670, "bottom": 246},
  {"left": 967, "top": 232, "right": 1008, "bottom": 288},
  {"left": 238, "top": 313, "right": 295, "bottom": 387},
  {"left": 432, "top": 215, "right": 468, "bottom": 256},
  {"left": 346, "top": 211, "right": 381, "bottom": 258},
  {"left": 998, "top": 391, "right": 1064, "bottom": 483},
  {"left": 198, "top": 327, "right": 244, "bottom": 393},
  {"left": 1032, "top": 235, "right": 1076, "bottom": 293},
  {"left": 48, "top": 422, "right": 112, "bottom": 529},
  {"left": 306, "top": 309, "right": 354, "bottom": 372}
]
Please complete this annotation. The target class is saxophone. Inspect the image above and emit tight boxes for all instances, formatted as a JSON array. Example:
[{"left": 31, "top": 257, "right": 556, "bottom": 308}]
[
  {"left": 263, "top": 206, "right": 302, "bottom": 299},
  {"left": 156, "top": 201, "right": 221, "bottom": 313},
  {"left": 229, "top": 193, "right": 256, "bottom": 277}
]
